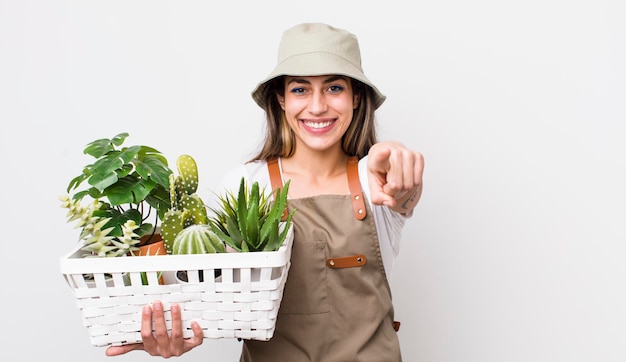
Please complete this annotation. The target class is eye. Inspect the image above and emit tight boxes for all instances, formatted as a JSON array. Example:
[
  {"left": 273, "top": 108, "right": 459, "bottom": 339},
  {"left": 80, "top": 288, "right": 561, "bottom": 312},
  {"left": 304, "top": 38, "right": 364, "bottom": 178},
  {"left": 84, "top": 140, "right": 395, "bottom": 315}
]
[
  {"left": 327, "top": 85, "right": 345, "bottom": 93},
  {"left": 289, "top": 87, "right": 306, "bottom": 94}
]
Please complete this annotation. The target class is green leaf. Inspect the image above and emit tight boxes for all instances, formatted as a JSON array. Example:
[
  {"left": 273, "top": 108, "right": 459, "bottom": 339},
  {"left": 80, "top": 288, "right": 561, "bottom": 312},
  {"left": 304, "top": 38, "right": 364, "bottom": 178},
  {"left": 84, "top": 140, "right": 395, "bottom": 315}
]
[
  {"left": 83, "top": 133, "right": 128, "bottom": 158},
  {"left": 115, "top": 163, "right": 133, "bottom": 179},
  {"left": 102, "top": 208, "right": 142, "bottom": 237},
  {"left": 274, "top": 180, "right": 291, "bottom": 220},
  {"left": 67, "top": 173, "right": 88, "bottom": 193},
  {"left": 277, "top": 211, "right": 296, "bottom": 249},
  {"left": 87, "top": 171, "right": 119, "bottom": 193},
  {"left": 117, "top": 145, "right": 141, "bottom": 164},
  {"left": 236, "top": 178, "right": 248, "bottom": 240},
  {"left": 91, "top": 150, "right": 124, "bottom": 174},
  {"left": 246, "top": 182, "right": 260, "bottom": 249},
  {"left": 135, "top": 151, "right": 172, "bottom": 189},
  {"left": 110, "top": 133, "right": 129, "bottom": 146},
  {"left": 264, "top": 219, "right": 279, "bottom": 252},
  {"left": 225, "top": 214, "right": 243, "bottom": 245},
  {"left": 145, "top": 184, "right": 171, "bottom": 220},
  {"left": 136, "top": 222, "right": 155, "bottom": 237},
  {"left": 210, "top": 224, "right": 241, "bottom": 251},
  {"left": 104, "top": 175, "right": 156, "bottom": 206}
]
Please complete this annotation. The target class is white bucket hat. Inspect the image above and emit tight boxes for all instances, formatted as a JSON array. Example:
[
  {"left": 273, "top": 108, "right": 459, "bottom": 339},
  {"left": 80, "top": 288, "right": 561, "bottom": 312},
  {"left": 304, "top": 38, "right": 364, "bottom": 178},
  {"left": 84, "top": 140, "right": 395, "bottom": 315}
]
[{"left": 251, "top": 23, "right": 386, "bottom": 110}]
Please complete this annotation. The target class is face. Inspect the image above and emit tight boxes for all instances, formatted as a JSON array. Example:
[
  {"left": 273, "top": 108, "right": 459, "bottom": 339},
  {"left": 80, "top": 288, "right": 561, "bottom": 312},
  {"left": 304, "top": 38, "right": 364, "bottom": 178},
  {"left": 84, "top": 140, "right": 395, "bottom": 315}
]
[{"left": 277, "top": 75, "right": 359, "bottom": 154}]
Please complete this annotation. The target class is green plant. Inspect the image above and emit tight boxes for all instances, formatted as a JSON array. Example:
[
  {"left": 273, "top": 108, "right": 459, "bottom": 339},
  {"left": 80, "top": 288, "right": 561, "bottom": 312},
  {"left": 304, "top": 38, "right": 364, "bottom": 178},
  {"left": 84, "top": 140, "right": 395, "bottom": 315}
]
[
  {"left": 208, "top": 177, "right": 295, "bottom": 252},
  {"left": 60, "top": 197, "right": 143, "bottom": 257},
  {"left": 60, "top": 132, "right": 173, "bottom": 257},
  {"left": 171, "top": 224, "right": 225, "bottom": 254},
  {"left": 161, "top": 154, "right": 212, "bottom": 254}
]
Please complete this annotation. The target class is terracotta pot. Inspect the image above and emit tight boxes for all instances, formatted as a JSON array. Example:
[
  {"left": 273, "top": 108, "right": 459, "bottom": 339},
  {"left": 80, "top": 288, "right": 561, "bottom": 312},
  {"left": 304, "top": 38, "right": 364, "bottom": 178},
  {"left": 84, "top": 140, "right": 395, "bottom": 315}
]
[
  {"left": 136, "top": 239, "right": 167, "bottom": 256},
  {"left": 135, "top": 238, "right": 167, "bottom": 284}
]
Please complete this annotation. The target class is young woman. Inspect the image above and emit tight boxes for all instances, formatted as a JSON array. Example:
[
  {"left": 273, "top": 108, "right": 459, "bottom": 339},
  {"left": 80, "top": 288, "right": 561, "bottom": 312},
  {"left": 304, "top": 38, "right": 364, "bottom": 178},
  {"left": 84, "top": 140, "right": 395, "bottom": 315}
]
[{"left": 106, "top": 22, "right": 424, "bottom": 361}]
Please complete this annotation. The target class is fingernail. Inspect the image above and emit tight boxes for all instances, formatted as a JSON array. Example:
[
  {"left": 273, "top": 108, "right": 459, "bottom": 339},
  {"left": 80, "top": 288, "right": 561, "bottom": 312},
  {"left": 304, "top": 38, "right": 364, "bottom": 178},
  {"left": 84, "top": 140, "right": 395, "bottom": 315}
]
[{"left": 153, "top": 301, "right": 162, "bottom": 311}]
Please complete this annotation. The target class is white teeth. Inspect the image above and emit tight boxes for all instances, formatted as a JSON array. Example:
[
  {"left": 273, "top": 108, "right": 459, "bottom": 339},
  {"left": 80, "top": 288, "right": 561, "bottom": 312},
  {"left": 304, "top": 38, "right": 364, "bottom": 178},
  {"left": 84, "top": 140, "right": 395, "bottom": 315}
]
[{"left": 303, "top": 121, "right": 333, "bottom": 129}]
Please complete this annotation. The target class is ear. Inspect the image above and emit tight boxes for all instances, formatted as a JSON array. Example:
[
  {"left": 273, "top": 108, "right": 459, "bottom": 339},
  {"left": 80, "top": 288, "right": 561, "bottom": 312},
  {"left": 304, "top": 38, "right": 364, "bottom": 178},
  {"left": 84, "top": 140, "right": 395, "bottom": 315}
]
[
  {"left": 277, "top": 93, "right": 286, "bottom": 110},
  {"left": 353, "top": 94, "right": 360, "bottom": 109}
]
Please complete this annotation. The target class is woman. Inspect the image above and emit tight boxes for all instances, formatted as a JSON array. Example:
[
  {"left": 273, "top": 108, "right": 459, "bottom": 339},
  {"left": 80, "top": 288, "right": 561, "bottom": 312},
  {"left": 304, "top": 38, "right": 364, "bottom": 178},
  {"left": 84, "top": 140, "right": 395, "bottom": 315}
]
[{"left": 107, "top": 22, "right": 424, "bottom": 361}]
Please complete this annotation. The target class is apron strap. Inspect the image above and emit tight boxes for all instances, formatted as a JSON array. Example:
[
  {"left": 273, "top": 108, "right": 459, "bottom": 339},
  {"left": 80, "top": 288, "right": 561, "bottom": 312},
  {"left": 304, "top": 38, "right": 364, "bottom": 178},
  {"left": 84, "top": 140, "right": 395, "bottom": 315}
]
[
  {"left": 347, "top": 156, "right": 367, "bottom": 220},
  {"left": 267, "top": 156, "right": 366, "bottom": 221},
  {"left": 267, "top": 157, "right": 289, "bottom": 221}
]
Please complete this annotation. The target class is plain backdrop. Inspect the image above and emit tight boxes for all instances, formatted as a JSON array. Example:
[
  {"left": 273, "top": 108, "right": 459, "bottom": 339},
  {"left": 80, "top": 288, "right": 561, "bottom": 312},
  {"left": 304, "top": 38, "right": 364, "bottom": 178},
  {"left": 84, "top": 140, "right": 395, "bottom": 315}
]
[{"left": 1, "top": 1, "right": 624, "bottom": 361}]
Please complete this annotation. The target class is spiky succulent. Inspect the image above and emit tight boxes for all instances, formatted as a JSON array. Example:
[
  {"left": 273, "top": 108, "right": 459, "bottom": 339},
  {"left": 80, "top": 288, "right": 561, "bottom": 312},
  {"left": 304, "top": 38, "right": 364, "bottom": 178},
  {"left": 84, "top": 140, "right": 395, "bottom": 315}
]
[{"left": 208, "top": 177, "right": 295, "bottom": 252}]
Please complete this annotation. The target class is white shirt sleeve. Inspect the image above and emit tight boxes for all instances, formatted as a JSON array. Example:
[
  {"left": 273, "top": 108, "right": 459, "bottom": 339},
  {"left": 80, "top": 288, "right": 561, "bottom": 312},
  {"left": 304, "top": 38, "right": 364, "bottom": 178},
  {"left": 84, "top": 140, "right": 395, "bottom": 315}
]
[{"left": 359, "top": 155, "right": 411, "bottom": 280}]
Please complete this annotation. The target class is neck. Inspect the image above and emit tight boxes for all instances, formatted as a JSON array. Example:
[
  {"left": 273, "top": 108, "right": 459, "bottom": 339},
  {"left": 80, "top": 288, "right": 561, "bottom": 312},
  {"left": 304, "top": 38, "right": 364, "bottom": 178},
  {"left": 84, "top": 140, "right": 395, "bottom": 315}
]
[
  {"left": 283, "top": 148, "right": 348, "bottom": 178},
  {"left": 279, "top": 148, "right": 350, "bottom": 197}
]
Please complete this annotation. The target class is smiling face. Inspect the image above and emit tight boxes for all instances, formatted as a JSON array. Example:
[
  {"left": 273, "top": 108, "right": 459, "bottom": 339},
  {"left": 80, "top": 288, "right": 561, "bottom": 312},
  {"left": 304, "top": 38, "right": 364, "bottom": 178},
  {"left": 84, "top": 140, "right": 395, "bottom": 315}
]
[{"left": 277, "top": 75, "right": 359, "bottom": 156}]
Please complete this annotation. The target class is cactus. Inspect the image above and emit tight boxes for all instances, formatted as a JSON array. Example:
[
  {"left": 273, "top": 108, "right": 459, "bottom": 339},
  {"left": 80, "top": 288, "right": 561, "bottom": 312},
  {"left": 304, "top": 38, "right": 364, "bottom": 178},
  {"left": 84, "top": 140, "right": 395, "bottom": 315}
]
[
  {"left": 171, "top": 224, "right": 225, "bottom": 254},
  {"left": 161, "top": 154, "right": 214, "bottom": 254}
]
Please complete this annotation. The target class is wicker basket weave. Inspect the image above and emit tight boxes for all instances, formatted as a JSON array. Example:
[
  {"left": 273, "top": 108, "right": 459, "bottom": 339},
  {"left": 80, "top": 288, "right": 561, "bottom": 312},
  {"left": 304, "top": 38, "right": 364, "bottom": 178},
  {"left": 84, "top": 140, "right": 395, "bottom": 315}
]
[{"left": 59, "top": 227, "right": 293, "bottom": 347}]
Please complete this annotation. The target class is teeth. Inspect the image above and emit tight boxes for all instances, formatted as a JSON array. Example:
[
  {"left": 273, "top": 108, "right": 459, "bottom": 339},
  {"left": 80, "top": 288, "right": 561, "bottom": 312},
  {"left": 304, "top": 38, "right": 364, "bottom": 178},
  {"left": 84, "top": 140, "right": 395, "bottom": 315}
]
[{"left": 303, "top": 121, "right": 333, "bottom": 129}]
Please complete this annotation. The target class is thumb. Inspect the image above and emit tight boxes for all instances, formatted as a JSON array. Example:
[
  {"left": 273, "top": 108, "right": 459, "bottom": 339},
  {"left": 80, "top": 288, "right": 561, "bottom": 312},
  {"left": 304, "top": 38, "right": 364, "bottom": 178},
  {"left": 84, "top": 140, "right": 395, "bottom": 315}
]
[{"left": 106, "top": 343, "right": 143, "bottom": 356}]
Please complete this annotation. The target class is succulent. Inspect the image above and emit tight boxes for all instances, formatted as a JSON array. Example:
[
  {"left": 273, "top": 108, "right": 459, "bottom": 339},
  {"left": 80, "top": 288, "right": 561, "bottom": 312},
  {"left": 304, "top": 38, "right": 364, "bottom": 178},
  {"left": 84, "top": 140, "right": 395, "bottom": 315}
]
[
  {"left": 208, "top": 177, "right": 295, "bottom": 252},
  {"left": 60, "top": 194, "right": 142, "bottom": 257},
  {"left": 161, "top": 154, "right": 211, "bottom": 254}
]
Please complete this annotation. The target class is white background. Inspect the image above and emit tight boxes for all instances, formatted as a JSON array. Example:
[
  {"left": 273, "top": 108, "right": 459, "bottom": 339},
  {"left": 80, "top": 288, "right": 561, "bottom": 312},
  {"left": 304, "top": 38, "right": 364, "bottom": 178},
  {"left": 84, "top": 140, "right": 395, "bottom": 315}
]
[{"left": 1, "top": 1, "right": 625, "bottom": 361}]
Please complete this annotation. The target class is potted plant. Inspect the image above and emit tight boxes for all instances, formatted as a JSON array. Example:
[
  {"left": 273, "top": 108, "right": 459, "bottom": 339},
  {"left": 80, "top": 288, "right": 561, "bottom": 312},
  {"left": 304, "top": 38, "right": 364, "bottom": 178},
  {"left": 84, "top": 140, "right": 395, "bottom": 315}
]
[
  {"left": 160, "top": 154, "right": 226, "bottom": 282},
  {"left": 60, "top": 132, "right": 173, "bottom": 258},
  {"left": 160, "top": 154, "right": 213, "bottom": 252},
  {"left": 208, "top": 177, "right": 295, "bottom": 253}
]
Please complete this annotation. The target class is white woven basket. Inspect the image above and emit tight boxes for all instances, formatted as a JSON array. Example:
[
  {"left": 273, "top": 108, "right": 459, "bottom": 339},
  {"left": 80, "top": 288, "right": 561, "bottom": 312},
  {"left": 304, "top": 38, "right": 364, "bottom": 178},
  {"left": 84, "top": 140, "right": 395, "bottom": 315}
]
[{"left": 59, "top": 227, "right": 293, "bottom": 347}]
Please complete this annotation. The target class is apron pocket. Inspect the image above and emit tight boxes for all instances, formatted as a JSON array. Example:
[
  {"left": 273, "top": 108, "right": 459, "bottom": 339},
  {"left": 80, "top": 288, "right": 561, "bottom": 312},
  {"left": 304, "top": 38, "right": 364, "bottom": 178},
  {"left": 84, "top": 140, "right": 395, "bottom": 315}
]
[{"left": 279, "top": 240, "right": 330, "bottom": 315}]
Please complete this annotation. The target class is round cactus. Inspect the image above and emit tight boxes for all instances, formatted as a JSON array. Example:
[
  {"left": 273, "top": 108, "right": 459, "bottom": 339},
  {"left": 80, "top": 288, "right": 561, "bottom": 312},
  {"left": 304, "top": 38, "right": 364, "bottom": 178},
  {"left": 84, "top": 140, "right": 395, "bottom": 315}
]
[{"left": 171, "top": 224, "right": 225, "bottom": 254}]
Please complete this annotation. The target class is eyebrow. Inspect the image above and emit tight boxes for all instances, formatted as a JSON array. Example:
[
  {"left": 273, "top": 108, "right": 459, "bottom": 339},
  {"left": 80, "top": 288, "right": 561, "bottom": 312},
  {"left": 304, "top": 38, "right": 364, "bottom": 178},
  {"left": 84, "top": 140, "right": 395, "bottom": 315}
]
[{"left": 286, "top": 75, "right": 348, "bottom": 86}]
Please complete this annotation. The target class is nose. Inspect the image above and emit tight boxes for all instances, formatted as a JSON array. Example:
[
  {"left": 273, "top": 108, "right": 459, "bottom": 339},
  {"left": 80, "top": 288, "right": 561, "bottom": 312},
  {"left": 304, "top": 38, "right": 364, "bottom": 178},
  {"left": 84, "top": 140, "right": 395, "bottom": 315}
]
[{"left": 307, "top": 90, "right": 328, "bottom": 115}]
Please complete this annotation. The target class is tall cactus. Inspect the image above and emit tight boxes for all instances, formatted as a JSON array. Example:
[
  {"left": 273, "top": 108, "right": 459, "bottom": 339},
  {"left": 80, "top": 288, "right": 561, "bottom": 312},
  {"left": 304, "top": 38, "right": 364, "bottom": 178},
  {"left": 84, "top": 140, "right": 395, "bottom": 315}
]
[{"left": 161, "top": 154, "right": 212, "bottom": 254}]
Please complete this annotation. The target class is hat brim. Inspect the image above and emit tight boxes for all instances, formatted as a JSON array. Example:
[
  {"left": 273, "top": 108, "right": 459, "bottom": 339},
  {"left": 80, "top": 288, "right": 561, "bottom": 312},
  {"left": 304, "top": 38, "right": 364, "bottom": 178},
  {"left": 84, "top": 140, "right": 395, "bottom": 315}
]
[{"left": 252, "top": 51, "right": 386, "bottom": 110}]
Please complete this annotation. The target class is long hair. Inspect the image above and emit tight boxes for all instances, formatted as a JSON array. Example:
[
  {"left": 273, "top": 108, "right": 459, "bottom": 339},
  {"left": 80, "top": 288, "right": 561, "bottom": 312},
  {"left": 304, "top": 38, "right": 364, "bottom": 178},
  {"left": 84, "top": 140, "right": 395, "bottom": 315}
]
[{"left": 249, "top": 77, "right": 378, "bottom": 162}]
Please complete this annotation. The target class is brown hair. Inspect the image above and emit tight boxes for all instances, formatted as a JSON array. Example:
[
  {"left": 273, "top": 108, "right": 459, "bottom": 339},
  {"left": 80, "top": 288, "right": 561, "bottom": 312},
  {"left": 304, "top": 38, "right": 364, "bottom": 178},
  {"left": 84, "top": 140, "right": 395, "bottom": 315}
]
[{"left": 249, "top": 77, "right": 378, "bottom": 162}]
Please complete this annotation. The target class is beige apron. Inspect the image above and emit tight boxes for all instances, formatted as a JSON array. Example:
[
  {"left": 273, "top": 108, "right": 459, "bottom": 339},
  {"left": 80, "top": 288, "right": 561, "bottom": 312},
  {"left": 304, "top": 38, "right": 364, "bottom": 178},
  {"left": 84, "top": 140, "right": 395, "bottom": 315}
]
[{"left": 240, "top": 157, "right": 401, "bottom": 362}]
